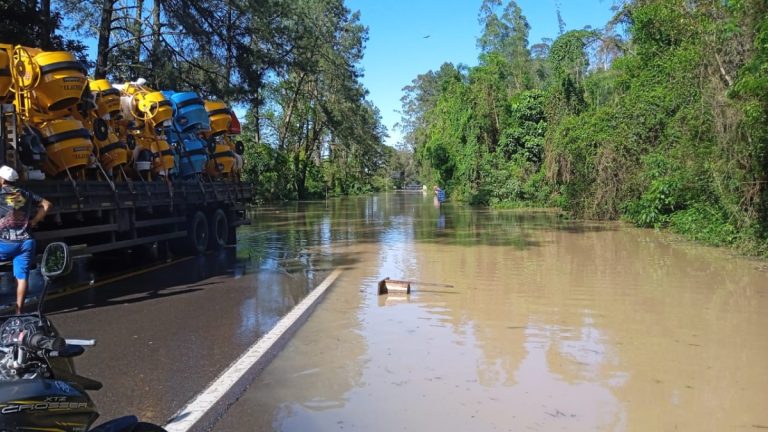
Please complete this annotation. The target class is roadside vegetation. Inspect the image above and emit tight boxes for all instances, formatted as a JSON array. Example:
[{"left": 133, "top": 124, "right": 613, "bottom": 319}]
[{"left": 398, "top": 0, "right": 768, "bottom": 255}]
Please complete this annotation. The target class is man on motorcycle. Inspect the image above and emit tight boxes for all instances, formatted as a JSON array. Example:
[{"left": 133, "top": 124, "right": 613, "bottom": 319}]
[{"left": 0, "top": 165, "right": 52, "bottom": 313}]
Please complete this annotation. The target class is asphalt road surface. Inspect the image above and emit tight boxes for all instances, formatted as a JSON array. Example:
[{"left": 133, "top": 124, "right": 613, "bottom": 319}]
[{"left": 38, "top": 247, "right": 328, "bottom": 428}]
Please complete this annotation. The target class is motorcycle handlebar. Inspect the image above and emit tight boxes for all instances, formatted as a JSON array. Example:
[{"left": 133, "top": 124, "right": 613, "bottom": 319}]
[
  {"left": 65, "top": 338, "right": 96, "bottom": 346},
  {"left": 48, "top": 344, "right": 85, "bottom": 358},
  {"left": 23, "top": 332, "right": 66, "bottom": 351}
]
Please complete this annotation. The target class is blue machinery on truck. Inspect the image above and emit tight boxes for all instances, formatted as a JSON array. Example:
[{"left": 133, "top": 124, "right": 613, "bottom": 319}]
[{"left": 0, "top": 43, "right": 251, "bottom": 257}]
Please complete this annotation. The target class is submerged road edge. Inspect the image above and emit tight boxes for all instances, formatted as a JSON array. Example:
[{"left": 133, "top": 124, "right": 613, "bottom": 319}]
[{"left": 164, "top": 268, "right": 344, "bottom": 432}]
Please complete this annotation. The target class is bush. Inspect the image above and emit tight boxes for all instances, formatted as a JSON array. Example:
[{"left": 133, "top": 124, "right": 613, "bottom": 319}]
[{"left": 669, "top": 204, "right": 738, "bottom": 246}]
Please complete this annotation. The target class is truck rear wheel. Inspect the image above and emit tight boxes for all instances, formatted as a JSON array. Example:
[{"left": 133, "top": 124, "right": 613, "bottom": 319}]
[
  {"left": 188, "top": 211, "right": 209, "bottom": 254},
  {"left": 209, "top": 208, "right": 229, "bottom": 250},
  {"left": 170, "top": 211, "right": 209, "bottom": 256}
]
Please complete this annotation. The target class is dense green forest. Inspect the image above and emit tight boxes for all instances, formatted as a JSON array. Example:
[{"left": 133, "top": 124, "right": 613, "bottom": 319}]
[
  {"left": 3, "top": 0, "right": 768, "bottom": 254},
  {"left": 1, "top": 0, "right": 390, "bottom": 200},
  {"left": 396, "top": 0, "right": 768, "bottom": 255}
]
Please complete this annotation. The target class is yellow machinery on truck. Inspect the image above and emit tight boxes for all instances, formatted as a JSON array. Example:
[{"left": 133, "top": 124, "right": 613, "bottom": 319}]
[
  {"left": 1, "top": 44, "right": 92, "bottom": 180},
  {"left": 86, "top": 79, "right": 130, "bottom": 179},
  {"left": 0, "top": 43, "right": 251, "bottom": 261},
  {"left": 203, "top": 100, "right": 236, "bottom": 177},
  {"left": 115, "top": 79, "right": 175, "bottom": 180}
]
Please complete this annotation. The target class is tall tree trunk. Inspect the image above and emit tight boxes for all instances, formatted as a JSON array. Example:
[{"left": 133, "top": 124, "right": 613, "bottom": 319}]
[
  {"left": 293, "top": 150, "right": 307, "bottom": 198},
  {"left": 247, "top": 69, "right": 267, "bottom": 145},
  {"left": 150, "top": 0, "right": 161, "bottom": 84},
  {"left": 251, "top": 94, "right": 261, "bottom": 144},
  {"left": 95, "top": 0, "right": 114, "bottom": 79},
  {"left": 225, "top": 0, "right": 233, "bottom": 88},
  {"left": 39, "top": 0, "right": 52, "bottom": 49},
  {"left": 133, "top": 0, "right": 143, "bottom": 79},
  {"left": 152, "top": 0, "right": 161, "bottom": 50},
  {"left": 279, "top": 72, "right": 307, "bottom": 151}
]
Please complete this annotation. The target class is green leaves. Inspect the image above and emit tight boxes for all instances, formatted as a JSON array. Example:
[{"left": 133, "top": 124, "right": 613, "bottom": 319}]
[{"left": 236, "top": 0, "right": 385, "bottom": 199}]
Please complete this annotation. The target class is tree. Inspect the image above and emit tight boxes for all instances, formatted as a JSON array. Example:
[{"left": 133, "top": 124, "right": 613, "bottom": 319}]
[
  {"left": 1, "top": 0, "right": 87, "bottom": 58},
  {"left": 546, "top": 29, "right": 596, "bottom": 118},
  {"left": 244, "top": 0, "right": 385, "bottom": 199},
  {"left": 477, "top": 0, "right": 533, "bottom": 92}
]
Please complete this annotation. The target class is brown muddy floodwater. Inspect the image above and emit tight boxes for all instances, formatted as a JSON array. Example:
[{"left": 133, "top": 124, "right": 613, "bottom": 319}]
[{"left": 215, "top": 192, "right": 768, "bottom": 431}]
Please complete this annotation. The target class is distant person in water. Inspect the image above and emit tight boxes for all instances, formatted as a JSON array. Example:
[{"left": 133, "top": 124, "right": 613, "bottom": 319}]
[{"left": 433, "top": 185, "right": 446, "bottom": 207}]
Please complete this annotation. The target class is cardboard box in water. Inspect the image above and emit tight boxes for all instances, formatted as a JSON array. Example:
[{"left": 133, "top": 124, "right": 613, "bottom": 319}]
[
  {"left": 378, "top": 278, "right": 411, "bottom": 295},
  {"left": 378, "top": 292, "right": 410, "bottom": 307}
]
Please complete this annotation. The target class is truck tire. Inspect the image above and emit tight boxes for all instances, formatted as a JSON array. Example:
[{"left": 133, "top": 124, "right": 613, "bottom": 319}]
[
  {"left": 209, "top": 208, "right": 229, "bottom": 250},
  {"left": 187, "top": 210, "right": 209, "bottom": 254},
  {"left": 170, "top": 211, "right": 209, "bottom": 256}
]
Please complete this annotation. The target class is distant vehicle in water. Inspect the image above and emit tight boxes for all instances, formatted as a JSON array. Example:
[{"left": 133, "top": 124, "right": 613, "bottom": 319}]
[{"left": 402, "top": 183, "right": 423, "bottom": 192}]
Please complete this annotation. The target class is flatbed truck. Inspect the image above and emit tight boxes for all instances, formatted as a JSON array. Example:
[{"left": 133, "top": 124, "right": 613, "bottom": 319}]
[{"left": 1, "top": 104, "right": 252, "bottom": 258}]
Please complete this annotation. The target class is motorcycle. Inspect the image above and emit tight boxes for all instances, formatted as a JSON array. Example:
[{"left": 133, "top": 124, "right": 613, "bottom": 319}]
[{"left": 0, "top": 242, "right": 166, "bottom": 431}]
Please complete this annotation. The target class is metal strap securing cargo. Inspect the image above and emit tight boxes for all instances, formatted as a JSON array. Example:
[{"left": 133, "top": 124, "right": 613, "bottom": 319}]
[
  {"left": 182, "top": 148, "right": 207, "bottom": 157},
  {"left": 99, "top": 88, "right": 120, "bottom": 97},
  {"left": 207, "top": 108, "right": 230, "bottom": 117},
  {"left": 176, "top": 98, "right": 205, "bottom": 109},
  {"left": 43, "top": 128, "right": 92, "bottom": 146},
  {"left": 99, "top": 142, "right": 126, "bottom": 154},
  {"left": 38, "top": 61, "right": 87, "bottom": 75}
]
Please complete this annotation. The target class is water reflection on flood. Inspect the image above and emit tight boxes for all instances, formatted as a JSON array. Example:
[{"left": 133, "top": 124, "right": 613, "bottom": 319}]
[{"left": 215, "top": 193, "right": 768, "bottom": 431}]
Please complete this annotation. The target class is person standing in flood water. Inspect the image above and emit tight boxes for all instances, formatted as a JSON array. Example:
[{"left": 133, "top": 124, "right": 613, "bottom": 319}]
[{"left": 433, "top": 185, "right": 446, "bottom": 208}]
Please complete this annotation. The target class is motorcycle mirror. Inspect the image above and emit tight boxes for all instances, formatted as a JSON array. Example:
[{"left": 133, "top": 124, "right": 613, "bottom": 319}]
[
  {"left": 41, "top": 242, "right": 72, "bottom": 279},
  {"left": 235, "top": 140, "right": 245, "bottom": 156}
]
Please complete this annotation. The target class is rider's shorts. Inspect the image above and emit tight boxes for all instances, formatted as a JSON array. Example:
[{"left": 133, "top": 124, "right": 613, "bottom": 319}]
[{"left": 0, "top": 238, "right": 36, "bottom": 280}]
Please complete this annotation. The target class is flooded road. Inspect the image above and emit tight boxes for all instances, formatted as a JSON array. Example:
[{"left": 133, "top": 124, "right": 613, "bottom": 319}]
[
  {"left": 2, "top": 192, "right": 764, "bottom": 430},
  {"left": 213, "top": 193, "right": 768, "bottom": 431}
]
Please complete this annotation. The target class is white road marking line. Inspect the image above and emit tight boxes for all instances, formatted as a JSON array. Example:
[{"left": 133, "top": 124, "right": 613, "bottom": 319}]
[{"left": 164, "top": 268, "right": 343, "bottom": 432}]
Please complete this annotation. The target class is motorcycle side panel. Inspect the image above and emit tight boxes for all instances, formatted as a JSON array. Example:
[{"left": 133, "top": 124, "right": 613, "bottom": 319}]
[{"left": 0, "top": 379, "right": 98, "bottom": 431}]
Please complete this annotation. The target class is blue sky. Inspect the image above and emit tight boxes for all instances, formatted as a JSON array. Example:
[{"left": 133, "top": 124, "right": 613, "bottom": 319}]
[{"left": 344, "top": 0, "right": 618, "bottom": 146}]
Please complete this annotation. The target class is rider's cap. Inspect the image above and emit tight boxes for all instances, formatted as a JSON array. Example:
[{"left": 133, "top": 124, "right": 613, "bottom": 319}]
[{"left": 0, "top": 165, "right": 19, "bottom": 182}]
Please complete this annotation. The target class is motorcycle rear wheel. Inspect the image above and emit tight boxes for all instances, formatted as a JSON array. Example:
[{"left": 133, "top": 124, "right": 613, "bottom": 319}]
[{"left": 131, "top": 423, "right": 168, "bottom": 432}]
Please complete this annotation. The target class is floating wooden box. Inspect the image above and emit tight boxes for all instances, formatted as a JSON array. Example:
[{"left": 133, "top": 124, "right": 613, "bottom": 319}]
[{"left": 378, "top": 278, "right": 411, "bottom": 295}]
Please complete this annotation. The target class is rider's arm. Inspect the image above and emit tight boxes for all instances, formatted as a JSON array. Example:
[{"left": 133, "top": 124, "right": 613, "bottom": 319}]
[{"left": 29, "top": 199, "right": 52, "bottom": 228}]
